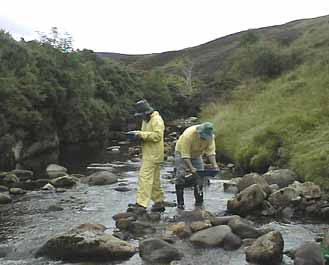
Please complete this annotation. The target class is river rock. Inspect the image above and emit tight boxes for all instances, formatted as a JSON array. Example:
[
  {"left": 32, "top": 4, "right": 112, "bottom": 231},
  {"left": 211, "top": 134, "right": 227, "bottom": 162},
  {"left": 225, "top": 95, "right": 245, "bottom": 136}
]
[
  {"left": 227, "top": 184, "right": 266, "bottom": 215},
  {"left": 42, "top": 183, "right": 56, "bottom": 191},
  {"left": 46, "top": 164, "right": 68, "bottom": 179},
  {"left": 0, "top": 185, "right": 8, "bottom": 192},
  {"left": 139, "top": 238, "right": 183, "bottom": 263},
  {"left": 36, "top": 224, "right": 136, "bottom": 261},
  {"left": 77, "top": 223, "right": 107, "bottom": 232},
  {"left": 2, "top": 173, "right": 19, "bottom": 185},
  {"left": 115, "top": 187, "right": 131, "bottom": 192},
  {"left": 294, "top": 242, "right": 325, "bottom": 265},
  {"left": 168, "top": 222, "right": 191, "bottom": 238},
  {"left": 0, "top": 193, "right": 12, "bottom": 204},
  {"left": 190, "top": 225, "right": 232, "bottom": 247},
  {"left": 113, "top": 212, "right": 136, "bottom": 221},
  {"left": 128, "top": 221, "right": 156, "bottom": 236},
  {"left": 9, "top": 188, "right": 27, "bottom": 195},
  {"left": 268, "top": 187, "right": 300, "bottom": 208},
  {"left": 50, "top": 176, "right": 78, "bottom": 188},
  {"left": 190, "top": 220, "right": 212, "bottom": 232},
  {"left": 291, "top": 181, "right": 322, "bottom": 199},
  {"left": 227, "top": 217, "right": 262, "bottom": 239},
  {"left": 87, "top": 171, "right": 118, "bottom": 186},
  {"left": 10, "top": 169, "right": 34, "bottom": 181},
  {"left": 210, "top": 215, "right": 240, "bottom": 226},
  {"left": 245, "top": 231, "right": 284, "bottom": 265},
  {"left": 263, "top": 169, "right": 300, "bottom": 188},
  {"left": 237, "top": 172, "right": 271, "bottom": 194},
  {"left": 223, "top": 232, "right": 242, "bottom": 250}
]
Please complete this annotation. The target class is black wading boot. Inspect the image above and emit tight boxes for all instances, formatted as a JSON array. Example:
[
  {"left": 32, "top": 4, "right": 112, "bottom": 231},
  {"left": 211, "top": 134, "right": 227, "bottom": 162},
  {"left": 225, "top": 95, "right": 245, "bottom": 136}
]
[
  {"left": 175, "top": 184, "right": 185, "bottom": 210},
  {"left": 194, "top": 185, "right": 204, "bottom": 207}
]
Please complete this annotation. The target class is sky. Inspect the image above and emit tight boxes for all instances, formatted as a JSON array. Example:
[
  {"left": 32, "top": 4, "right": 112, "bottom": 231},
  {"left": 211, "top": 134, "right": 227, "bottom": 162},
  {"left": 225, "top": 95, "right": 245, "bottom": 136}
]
[{"left": 1, "top": 0, "right": 329, "bottom": 54}]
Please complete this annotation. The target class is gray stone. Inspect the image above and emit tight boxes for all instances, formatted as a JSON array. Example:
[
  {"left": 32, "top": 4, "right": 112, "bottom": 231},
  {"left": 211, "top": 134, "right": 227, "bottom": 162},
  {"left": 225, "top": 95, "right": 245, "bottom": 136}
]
[
  {"left": 114, "top": 187, "right": 131, "bottom": 192},
  {"left": 263, "top": 169, "right": 300, "bottom": 188},
  {"left": 0, "top": 193, "right": 12, "bottom": 204},
  {"left": 291, "top": 181, "right": 322, "bottom": 199},
  {"left": 50, "top": 176, "right": 78, "bottom": 188},
  {"left": 227, "top": 184, "right": 266, "bottom": 215},
  {"left": 223, "top": 232, "right": 242, "bottom": 250},
  {"left": 210, "top": 215, "right": 240, "bottom": 226},
  {"left": 88, "top": 171, "right": 118, "bottom": 186},
  {"left": 36, "top": 224, "right": 136, "bottom": 261},
  {"left": 42, "top": 183, "right": 56, "bottom": 191},
  {"left": 268, "top": 187, "right": 300, "bottom": 208},
  {"left": 10, "top": 169, "right": 34, "bottom": 181},
  {"left": 0, "top": 185, "right": 8, "bottom": 192},
  {"left": 190, "top": 225, "right": 232, "bottom": 247},
  {"left": 246, "top": 231, "right": 284, "bottom": 265},
  {"left": 190, "top": 220, "right": 212, "bottom": 232},
  {"left": 238, "top": 172, "right": 271, "bottom": 194},
  {"left": 46, "top": 164, "right": 68, "bottom": 179},
  {"left": 9, "top": 188, "right": 27, "bottom": 195},
  {"left": 139, "top": 238, "right": 183, "bottom": 263},
  {"left": 227, "top": 217, "right": 262, "bottom": 239},
  {"left": 294, "top": 242, "right": 325, "bottom": 265}
]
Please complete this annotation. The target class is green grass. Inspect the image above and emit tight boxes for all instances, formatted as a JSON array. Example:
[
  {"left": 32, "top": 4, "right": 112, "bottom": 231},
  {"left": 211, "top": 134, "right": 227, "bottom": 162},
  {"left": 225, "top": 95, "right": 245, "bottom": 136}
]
[{"left": 202, "top": 61, "right": 329, "bottom": 187}]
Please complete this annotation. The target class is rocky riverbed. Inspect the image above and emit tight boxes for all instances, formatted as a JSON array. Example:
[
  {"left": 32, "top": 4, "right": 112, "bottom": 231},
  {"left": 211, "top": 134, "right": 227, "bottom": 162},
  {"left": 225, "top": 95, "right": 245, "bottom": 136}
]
[{"left": 0, "top": 142, "right": 328, "bottom": 265}]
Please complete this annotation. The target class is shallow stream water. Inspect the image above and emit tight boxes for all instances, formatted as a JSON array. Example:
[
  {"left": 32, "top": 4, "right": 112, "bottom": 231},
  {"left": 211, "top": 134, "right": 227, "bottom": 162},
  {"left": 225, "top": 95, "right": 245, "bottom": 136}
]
[{"left": 0, "top": 143, "right": 327, "bottom": 265}]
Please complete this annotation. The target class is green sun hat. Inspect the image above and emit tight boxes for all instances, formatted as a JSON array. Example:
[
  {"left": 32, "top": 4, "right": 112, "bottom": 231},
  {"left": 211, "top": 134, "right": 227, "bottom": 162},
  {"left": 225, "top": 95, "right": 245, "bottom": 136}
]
[
  {"left": 134, "top": 99, "right": 154, "bottom": 117},
  {"left": 196, "top": 122, "right": 214, "bottom": 140}
]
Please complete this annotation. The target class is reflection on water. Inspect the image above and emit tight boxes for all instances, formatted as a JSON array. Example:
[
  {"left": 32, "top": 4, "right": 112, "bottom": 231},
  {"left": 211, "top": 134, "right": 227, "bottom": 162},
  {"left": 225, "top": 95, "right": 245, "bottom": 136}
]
[{"left": 0, "top": 143, "right": 327, "bottom": 265}]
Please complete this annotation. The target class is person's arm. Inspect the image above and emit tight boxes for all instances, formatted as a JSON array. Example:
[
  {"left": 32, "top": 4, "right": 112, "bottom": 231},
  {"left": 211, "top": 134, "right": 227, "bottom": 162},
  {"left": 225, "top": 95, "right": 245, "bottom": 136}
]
[
  {"left": 207, "top": 154, "right": 219, "bottom": 170},
  {"left": 205, "top": 137, "right": 218, "bottom": 169},
  {"left": 136, "top": 116, "right": 164, "bottom": 143},
  {"left": 183, "top": 158, "right": 197, "bottom": 174}
]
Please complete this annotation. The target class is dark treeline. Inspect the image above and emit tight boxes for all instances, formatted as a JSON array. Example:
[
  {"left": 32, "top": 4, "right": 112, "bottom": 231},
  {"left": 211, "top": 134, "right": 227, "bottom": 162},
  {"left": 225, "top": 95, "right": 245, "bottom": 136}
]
[{"left": 0, "top": 30, "right": 193, "bottom": 171}]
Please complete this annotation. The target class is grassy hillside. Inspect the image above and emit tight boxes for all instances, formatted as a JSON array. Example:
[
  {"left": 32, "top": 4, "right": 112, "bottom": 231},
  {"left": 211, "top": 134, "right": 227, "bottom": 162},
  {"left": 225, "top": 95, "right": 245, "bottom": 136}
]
[
  {"left": 101, "top": 15, "right": 329, "bottom": 187},
  {"left": 201, "top": 17, "right": 329, "bottom": 187}
]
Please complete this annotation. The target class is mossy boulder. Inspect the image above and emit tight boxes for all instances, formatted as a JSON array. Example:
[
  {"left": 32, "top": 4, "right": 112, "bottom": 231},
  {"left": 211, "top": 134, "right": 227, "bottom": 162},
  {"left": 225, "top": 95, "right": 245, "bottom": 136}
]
[{"left": 36, "top": 224, "right": 136, "bottom": 261}]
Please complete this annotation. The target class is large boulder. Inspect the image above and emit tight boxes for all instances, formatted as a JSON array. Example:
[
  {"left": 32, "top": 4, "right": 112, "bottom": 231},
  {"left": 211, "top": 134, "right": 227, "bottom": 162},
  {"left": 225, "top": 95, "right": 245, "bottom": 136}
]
[
  {"left": 36, "top": 224, "right": 136, "bottom": 261},
  {"left": 50, "top": 176, "right": 79, "bottom": 188},
  {"left": 294, "top": 242, "right": 325, "bottom": 265},
  {"left": 46, "top": 164, "right": 68, "bottom": 179},
  {"left": 290, "top": 181, "right": 322, "bottom": 200},
  {"left": 139, "top": 238, "right": 183, "bottom": 263},
  {"left": 227, "top": 184, "right": 266, "bottom": 215},
  {"left": 190, "top": 225, "right": 232, "bottom": 247},
  {"left": 245, "top": 231, "right": 284, "bottom": 265},
  {"left": 268, "top": 187, "right": 300, "bottom": 208},
  {"left": 223, "top": 232, "right": 242, "bottom": 250},
  {"left": 2, "top": 173, "right": 19, "bottom": 185},
  {"left": 237, "top": 173, "right": 271, "bottom": 194},
  {"left": 0, "top": 193, "right": 12, "bottom": 204},
  {"left": 263, "top": 169, "right": 300, "bottom": 188},
  {"left": 87, "top": 171, "right": 118, "bottom": 186}
]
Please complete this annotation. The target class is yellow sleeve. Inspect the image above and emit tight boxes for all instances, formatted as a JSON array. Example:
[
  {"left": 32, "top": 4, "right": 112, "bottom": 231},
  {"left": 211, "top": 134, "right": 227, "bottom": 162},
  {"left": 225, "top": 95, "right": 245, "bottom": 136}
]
[
  {"left": 180, "top": 136, "right": 192, "bottom": 158},
  {"left": 138, "top": 116, "right": 164, "bottom": 143},
  {"left": 205, "top": 137, "right": 216, "bottom": 156}
]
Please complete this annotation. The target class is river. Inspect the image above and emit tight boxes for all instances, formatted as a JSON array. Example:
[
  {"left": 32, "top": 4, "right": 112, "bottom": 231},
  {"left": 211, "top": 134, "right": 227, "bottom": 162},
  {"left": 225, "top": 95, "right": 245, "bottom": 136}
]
[{"left": 0, "top": 142, "right": 327, "bottom": 265}]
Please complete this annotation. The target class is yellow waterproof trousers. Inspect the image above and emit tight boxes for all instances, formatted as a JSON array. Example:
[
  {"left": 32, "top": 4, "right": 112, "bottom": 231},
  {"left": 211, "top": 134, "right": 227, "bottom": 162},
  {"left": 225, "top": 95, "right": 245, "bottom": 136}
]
[{"left": 137, "top": 160, "right": 164, "bottom": 208}]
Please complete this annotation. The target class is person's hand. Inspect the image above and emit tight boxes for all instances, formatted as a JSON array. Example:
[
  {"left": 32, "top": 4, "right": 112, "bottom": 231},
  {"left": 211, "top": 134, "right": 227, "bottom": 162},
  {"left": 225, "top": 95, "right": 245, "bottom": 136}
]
[
  {"left": 211, "top": 165, "right": 219, "bottom": 171},
  {"left": 188, "top": 167, "right": 197, "bottom": 175}
]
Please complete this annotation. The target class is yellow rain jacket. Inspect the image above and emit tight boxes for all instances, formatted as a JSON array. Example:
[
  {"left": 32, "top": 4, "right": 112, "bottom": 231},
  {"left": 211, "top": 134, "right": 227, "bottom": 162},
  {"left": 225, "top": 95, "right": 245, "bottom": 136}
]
[
  {"left": 137, "top": 111, "right": 165, "bottom": 163},
  {"left": 135, "top": 111, "right": 165, "bottom": 207},
  {"left": 175, "top": 125, "right": 216, "bottom": 158}
]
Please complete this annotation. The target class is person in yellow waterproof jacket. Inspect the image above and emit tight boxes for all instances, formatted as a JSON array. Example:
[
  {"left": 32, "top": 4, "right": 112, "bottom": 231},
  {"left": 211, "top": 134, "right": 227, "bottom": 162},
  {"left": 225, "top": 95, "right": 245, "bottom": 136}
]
[
  {"left": 128, "top": 99, "right": 165, "bottom": 212},
  {"left": 175, "top": 122, "right": 219, "bottom": 210}
]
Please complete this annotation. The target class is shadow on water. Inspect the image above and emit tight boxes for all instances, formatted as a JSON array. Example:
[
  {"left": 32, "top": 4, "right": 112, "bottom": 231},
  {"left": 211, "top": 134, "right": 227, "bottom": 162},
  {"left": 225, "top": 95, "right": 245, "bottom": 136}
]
[{"left": 0, "top": 143, "right": 328, "bottom": 265}]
